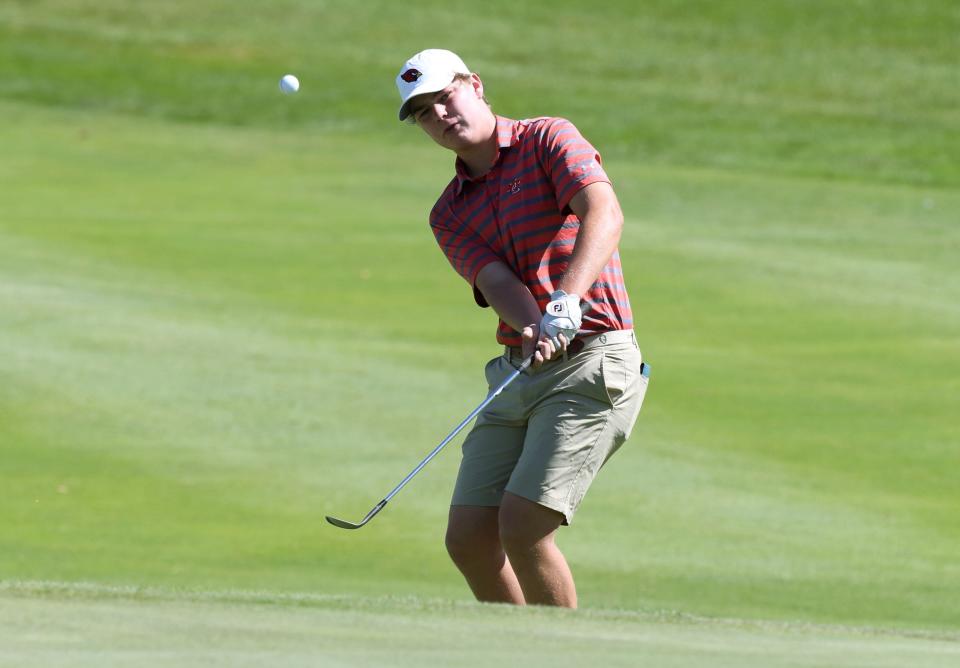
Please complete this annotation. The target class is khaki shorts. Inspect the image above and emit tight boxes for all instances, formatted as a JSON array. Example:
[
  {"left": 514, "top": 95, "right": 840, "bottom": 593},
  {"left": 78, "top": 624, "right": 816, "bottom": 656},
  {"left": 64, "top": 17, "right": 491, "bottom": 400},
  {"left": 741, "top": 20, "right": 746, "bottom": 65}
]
[{"left": 451, "top": 330, "right": 649, "bottom": 525}]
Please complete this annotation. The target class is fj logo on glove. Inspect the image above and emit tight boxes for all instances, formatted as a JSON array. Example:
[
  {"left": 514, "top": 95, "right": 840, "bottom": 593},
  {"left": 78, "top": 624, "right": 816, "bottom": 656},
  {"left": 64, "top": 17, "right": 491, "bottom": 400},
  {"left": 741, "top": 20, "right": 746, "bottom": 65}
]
[{"left": 552, "top": 303, "right": 564, "bottom": 314}]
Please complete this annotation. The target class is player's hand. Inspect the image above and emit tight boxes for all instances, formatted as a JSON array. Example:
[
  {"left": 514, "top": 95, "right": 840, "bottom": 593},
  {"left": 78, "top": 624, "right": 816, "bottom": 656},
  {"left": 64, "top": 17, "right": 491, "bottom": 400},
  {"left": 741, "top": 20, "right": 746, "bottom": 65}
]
[
  {"left": 521, "top": 325, "right": 562, "bottom": 368},
  {"left": 540, "top": 291, "right": 582, "bottom": 350}
]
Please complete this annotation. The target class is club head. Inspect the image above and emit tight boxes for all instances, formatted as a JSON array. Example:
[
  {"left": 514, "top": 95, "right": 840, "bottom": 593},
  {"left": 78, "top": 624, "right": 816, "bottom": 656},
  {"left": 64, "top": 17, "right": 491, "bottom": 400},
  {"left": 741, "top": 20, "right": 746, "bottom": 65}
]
[
  {"left": 325, "top": 515, "right": 362, "bottom": 530},
  {"left": 325, "top": 499, "right": 388, "bottom": 531}
]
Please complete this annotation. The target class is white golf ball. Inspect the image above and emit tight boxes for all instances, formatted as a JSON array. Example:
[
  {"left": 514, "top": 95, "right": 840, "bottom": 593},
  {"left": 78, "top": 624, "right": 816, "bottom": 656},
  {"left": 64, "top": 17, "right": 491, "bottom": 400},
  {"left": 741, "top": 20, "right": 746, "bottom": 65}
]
[{"left": 279, "top": 74, "right": 300, "bottom": 95}]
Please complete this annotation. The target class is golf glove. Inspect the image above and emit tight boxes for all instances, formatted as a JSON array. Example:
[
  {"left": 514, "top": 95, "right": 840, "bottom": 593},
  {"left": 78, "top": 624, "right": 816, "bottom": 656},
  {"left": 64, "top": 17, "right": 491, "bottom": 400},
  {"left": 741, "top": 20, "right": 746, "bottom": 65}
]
[{"left": 540, "top": 290, "right": 582, "bottom": 347}]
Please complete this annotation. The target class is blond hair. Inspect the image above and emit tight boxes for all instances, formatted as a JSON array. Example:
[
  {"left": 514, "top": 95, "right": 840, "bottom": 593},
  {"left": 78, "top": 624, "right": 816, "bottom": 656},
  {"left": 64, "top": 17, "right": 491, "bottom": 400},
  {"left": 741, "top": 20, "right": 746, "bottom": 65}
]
[{"left": 453, "top": 73, "right": 490, "bottom": 106}]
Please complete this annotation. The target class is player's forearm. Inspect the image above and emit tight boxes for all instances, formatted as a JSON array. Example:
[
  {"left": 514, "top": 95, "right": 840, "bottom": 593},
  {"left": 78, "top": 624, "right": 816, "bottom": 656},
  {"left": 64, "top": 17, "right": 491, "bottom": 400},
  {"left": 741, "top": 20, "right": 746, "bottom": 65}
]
[
  {"left": 475, "top": 262, "right": 543, "bottom": 334},
  {"left": 557, "top": 183, "right": 624, "bottom": 297}
]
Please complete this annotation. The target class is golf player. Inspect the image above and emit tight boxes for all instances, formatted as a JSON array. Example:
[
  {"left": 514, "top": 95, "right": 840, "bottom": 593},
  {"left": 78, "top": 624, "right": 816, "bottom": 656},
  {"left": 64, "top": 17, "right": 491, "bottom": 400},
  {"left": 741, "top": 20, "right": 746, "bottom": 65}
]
[{"left": 396, "top": 49, "right": 649, "bottom": 608}]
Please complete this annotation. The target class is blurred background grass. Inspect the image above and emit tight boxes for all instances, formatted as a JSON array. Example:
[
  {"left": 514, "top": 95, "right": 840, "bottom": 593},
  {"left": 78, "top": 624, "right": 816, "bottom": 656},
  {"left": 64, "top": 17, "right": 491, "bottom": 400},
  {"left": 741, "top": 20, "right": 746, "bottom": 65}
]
[{"left": 2, "top": 0, "right": 957, "bottom": 184}]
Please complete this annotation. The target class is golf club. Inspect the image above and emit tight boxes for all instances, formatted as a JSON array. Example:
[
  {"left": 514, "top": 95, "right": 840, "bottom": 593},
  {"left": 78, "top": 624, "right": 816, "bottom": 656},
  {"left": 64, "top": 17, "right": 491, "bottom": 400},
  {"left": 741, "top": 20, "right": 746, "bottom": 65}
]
[{"left": 326, "top": 354, "right": 534, "bottom": 530}]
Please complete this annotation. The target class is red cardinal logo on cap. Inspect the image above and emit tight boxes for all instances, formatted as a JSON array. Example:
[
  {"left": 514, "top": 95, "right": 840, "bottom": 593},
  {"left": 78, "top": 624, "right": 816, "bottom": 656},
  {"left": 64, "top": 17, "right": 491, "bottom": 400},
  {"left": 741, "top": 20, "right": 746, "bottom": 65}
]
[{"left": 400, "top": 68, "right": 422, "bottom": 83}]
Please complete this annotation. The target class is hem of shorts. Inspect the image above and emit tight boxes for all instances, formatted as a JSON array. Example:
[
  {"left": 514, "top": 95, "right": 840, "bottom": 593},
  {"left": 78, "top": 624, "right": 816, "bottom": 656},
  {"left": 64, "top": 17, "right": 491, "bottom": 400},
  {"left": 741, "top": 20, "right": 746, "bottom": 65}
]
[
  {"left": 503, "top": 487, "right": 574, "bottom": 526},
  {"left": 451, "top": 493, "right": 573, "bottom": 525},
  {"left": 449, "top": 499, "right": 502, "bottom": 508}
]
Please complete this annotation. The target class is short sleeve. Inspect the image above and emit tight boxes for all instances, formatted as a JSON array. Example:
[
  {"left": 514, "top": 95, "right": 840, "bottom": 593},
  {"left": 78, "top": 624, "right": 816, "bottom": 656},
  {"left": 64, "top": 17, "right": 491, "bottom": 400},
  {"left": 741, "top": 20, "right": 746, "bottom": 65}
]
[
  {"left": 537, "top": 118, "right": 610, "bottom": 213},
  {"left": 429, "top": 207, "right": 500, "bottom": 306}
]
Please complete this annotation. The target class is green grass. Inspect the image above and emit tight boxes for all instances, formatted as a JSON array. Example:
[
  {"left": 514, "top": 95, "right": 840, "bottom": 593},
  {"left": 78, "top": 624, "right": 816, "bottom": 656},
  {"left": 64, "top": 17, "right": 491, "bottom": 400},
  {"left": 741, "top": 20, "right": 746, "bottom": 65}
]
[
  {"left": 1, "top": 1, "right": 958, "bottom": 664},
  {"left": 2, "top": 582, "right": 959, "bottom": 668}
]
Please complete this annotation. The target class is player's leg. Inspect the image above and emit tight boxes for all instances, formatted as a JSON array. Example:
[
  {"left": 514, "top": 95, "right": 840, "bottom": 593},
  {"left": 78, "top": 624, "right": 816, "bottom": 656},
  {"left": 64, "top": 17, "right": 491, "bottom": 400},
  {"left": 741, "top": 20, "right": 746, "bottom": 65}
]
[
  {"left": 497, "top": 492, "right": 575, "bottom": 607},
  {"left": 500, "top": 339, "right": 648, "bottom": 607},
  {"left": 446, "top": 355, "right": 529, "bottom": 603},
  {"left": 445, "top": 505, "right": 525, "bottom": 604}
]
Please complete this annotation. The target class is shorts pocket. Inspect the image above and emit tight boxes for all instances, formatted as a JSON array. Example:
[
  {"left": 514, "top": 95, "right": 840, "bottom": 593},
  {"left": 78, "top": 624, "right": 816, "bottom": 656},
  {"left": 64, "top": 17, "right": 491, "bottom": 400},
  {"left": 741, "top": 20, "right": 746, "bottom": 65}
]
[
  {"left": 600, "top": 347, "right": 642, "bottom": 406},
  {"left": 555, "top": 351, "right": 612, "bottom": 406}
]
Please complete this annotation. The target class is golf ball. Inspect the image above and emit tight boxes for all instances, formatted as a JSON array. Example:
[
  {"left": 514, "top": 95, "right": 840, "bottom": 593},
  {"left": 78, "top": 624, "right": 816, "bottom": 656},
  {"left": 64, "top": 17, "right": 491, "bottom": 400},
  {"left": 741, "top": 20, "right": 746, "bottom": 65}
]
[{"left": 279, "top": 74, "right": 300, "bottom": 95}]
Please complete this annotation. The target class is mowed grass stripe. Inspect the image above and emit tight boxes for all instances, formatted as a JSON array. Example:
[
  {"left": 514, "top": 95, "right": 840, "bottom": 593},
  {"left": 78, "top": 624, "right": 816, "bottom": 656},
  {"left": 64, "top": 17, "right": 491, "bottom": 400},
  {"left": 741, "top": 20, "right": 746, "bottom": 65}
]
[
  {"left": 5, "top": 580, "right": 960, "bottom": 641},
  {"left": 1, "top": 582, "right": 959, "bottom": 668},
  {"left": 2, "top": 1, "right": 957, "bottom": 186}
]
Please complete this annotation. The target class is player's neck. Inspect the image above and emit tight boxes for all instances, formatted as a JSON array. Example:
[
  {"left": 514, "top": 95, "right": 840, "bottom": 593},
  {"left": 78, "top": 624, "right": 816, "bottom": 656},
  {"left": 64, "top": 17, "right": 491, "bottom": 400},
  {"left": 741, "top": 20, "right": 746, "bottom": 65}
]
[{"left": 455, "top": 116, "right": 498, "bottom": 178}]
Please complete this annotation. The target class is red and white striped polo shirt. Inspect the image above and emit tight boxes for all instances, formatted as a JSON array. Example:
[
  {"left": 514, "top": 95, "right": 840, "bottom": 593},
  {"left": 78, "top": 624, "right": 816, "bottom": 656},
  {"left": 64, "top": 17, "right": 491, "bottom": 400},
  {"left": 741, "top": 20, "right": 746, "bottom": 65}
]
[{"left": 429, "top": 115, "right": 633, "bottom": 347}]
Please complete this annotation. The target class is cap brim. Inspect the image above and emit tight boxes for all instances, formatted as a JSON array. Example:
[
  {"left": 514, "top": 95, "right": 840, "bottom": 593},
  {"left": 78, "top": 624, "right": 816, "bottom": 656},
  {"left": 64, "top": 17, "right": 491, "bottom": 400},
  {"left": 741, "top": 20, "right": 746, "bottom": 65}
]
[{"left": 397, "top": 73, "right": 456, "bottom": 121}]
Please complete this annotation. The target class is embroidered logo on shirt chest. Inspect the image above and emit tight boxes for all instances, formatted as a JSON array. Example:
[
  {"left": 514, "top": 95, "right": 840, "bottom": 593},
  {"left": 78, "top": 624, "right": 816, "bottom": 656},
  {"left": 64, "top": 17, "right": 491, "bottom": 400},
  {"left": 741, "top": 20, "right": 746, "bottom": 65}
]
[{"left": 508, "top": 179, "right": 521, "bottom": 195}]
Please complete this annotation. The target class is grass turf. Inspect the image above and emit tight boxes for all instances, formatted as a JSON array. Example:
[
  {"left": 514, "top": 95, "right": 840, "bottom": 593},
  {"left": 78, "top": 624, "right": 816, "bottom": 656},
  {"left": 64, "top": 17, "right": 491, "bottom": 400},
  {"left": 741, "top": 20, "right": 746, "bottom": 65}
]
[
  {"left": 1, "top": 0, "right": 958, "bottom": 662},
  {"left": 2, "top": 581, "right": 959, "bottom": 668}
]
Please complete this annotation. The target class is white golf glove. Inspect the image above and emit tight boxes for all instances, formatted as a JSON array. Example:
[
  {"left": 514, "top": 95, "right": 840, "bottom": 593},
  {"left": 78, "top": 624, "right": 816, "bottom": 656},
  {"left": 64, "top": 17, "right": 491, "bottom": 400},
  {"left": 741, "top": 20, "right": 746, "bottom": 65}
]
[{"left": 540, "top": 290, "right": 582, "bottom": 348}]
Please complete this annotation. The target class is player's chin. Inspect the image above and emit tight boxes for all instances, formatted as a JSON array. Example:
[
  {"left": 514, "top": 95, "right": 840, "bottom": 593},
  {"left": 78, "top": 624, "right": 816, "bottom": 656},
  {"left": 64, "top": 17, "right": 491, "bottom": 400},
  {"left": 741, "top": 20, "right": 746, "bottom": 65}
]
[{"left": 440, "top": 128, "right": 472, "bottom": 150}]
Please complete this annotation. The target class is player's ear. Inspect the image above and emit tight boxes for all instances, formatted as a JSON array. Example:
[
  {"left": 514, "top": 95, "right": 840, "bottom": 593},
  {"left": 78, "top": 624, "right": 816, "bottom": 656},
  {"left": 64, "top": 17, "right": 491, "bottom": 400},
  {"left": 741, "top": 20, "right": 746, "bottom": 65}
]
[{"left": 469, "top": 73, "right": 484, "bottom": 99}]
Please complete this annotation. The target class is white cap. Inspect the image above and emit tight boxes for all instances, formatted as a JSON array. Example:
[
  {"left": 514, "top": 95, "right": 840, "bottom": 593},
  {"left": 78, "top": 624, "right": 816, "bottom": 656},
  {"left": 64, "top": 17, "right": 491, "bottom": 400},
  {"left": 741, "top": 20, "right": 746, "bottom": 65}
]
[{"left": 396, "top": 49, "right": 470, "bottom": 121}]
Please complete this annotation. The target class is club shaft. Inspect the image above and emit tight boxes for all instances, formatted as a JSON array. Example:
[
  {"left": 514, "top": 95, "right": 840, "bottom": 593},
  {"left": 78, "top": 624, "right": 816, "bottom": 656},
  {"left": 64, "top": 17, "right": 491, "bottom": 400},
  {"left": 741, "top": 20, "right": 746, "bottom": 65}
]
[{"left": 382, "top": 356, "right": 531, "bottom": 504}]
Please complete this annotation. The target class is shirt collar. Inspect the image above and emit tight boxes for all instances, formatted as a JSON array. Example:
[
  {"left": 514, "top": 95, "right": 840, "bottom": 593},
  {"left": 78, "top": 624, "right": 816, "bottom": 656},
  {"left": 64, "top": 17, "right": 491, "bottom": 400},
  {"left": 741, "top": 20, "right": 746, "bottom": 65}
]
[{"left": 453, "top": 115, "right": 523, "bottom": 194}]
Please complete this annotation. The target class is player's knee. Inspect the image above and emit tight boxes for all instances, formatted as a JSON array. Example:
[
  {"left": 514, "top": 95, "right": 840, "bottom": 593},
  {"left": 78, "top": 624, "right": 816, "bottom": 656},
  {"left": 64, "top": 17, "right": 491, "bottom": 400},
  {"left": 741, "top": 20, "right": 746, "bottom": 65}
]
[
  {"left": 498, "top": 496, "right": 562, "bottom": 558},
  {"left": 444, "top": 525, "right": 470, "bottom": 564},
  {"left": 445, "top": 520, "right": 496, "bottom": 567},
  {"left": 497, "top": 517, "right": 543, "bottom": 558}
]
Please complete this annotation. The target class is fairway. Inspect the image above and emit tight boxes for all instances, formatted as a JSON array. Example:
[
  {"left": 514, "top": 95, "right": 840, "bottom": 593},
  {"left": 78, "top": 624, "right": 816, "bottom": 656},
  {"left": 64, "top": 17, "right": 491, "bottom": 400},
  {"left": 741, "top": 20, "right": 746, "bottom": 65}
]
[
  {"left": 3, "top": 581, "right": 959, "bottom": 668},
  {"left": 2, "top": 1, "right": 959, "bottom": 665}
]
